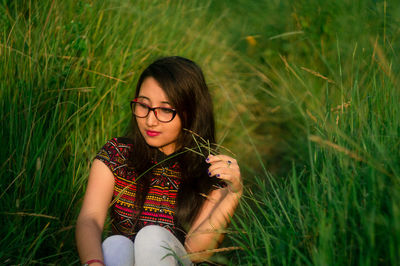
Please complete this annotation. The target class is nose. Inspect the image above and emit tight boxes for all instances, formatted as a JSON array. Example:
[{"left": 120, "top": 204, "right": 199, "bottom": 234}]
[{"left": 146, "top": 109, "right": 159, "bottom": 126}]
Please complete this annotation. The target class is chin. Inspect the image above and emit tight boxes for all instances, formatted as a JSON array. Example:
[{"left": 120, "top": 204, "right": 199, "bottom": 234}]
[{"left": 144, "top": 139, "right": 161, "bottom": 148}]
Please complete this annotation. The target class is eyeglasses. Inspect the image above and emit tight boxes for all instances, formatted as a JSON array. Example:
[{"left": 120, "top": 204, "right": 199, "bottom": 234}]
[{"left": 130, "top": 98, "right": 177, "bottom": 123}]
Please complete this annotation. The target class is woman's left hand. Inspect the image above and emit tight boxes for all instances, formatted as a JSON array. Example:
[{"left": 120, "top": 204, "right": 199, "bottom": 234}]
[{"left": 206, "top": 154, "right": 243, "bottom": 194}]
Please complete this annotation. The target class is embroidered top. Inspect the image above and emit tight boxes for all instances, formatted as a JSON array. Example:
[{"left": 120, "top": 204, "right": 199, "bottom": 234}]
[{"left": 95, "top": 137, "right": 184, "bottom": 241}]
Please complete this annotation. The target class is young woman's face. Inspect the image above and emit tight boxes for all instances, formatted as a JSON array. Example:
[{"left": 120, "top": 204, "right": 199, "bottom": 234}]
[{"left": 135, "top": 77, "right": 182, "bottom": 155}]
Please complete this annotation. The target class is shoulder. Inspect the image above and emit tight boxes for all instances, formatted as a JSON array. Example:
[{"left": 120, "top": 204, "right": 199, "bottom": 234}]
[
  {"left": 95, "top": 137, "right": 134, "bottom": 171},
  {"left": 102, "top": 137, "right": 132, "bottom": 155}
]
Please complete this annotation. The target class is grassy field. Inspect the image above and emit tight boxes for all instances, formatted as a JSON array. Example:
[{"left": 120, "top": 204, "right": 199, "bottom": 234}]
[{"left": 1, "top": 0, "right": 399, "bottom": 265}]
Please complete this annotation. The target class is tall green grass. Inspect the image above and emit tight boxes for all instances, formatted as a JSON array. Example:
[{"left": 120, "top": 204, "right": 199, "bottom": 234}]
[
  {"left": 1, "top": 0, "right": 399, "bottom": 265},
  {"left": 227, "top": 54, "right": 400, "bottom": 264},
  {"left": 216, "top": 0, "right": 400, "bottom": 265},
  {"left": 0, "top": 1, "right": 253, "bottom": 264}
]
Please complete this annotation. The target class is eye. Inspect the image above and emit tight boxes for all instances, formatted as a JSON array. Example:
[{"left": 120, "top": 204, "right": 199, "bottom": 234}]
[
  {"left": 159, "top": 107, "right": 175, "bottom": 114},
  {"left": 134, "top": 102, "right": 150, "bottom": 112},
  {"left": 137, "top": 102, "right": 148, "bottom": 107}
]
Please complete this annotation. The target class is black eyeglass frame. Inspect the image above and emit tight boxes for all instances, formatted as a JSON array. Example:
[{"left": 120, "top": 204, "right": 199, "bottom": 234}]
[{"left": 130, "top": 99, "right": 177, "bottom": 123}]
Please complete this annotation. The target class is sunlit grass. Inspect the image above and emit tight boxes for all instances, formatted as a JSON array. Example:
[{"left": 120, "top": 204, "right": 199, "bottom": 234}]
[
  {"left": 217, "top": 0, "right": 400, "bottom": 264},
  {"left": 227, "top": 50, "right": 399, "bottom": 264},
  {"left": 1, "top": 0, "right": 399, "bottom": 265}
]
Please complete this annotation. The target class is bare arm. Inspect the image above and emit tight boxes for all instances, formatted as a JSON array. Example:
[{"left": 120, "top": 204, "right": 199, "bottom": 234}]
[
  {"left": 75, "top": 159, "right": 115, "bottom": 265},
  {"left": 185, "top": 155, "right": 243, "bottom": 262}
]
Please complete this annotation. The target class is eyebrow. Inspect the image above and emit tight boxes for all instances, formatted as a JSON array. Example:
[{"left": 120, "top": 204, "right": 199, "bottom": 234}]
[{"left": 136, "top": 96, "right": 171, "bottom": 105}]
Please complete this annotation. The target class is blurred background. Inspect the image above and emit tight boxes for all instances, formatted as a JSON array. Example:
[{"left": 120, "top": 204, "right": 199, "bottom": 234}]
[{"left": 1, "top": 0, "right": 399, "bottom": 264}]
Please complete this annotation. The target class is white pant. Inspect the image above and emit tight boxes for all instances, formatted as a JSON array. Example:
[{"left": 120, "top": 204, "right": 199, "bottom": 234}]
[{"left": 102, "top": 225, "right": 193, "bottom": 266}]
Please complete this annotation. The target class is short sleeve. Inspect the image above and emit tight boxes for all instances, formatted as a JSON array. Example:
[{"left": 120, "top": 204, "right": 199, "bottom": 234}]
[{"left": 94, "top": 137, "right": 132, "bottom": 175}]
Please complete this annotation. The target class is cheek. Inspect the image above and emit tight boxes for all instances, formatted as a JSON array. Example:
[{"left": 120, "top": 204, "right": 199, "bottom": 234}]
[
  {"left": 172, "top": 118, "right": 182, "bottom": 137},
  {"left": 172, "top": 127, "right": 181, "bottom": 138},
  {"left": 136, "top": 118, "right": 145, "bottom": 131}
]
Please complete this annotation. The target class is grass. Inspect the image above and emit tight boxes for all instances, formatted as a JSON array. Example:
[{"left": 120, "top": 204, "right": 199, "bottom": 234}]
[
  {"left": 1, "top": 0, "right": 399, "bottom": 265},
  {"left": 215, "top": 1, "right": 400, "bottom": 264}
]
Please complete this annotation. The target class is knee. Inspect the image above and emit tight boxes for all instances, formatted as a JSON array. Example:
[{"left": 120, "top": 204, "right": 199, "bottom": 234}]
[
  {"left": 135, "top": 226, "right": 190, "bottom": 265},
  {"left": 103, "top": 234, "right": 134, "bottom": 248},
  {"left": 102, "top": 235, "right": 134, "bottom": 266},
  {"left": 135, "top": 225, "right": 171, "bottom": 244}
]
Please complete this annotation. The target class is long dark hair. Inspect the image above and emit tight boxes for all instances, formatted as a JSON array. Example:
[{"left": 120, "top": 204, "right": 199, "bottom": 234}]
[{"left": 126, "top": 56, "right": 217, "bottom": 236}]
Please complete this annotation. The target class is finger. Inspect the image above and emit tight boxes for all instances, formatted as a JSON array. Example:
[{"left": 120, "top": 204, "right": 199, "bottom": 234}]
[
  {"left": 206, "top": 154, "right": 236, "bottom": 164},
  {"left": 207, "top": 157, "right": 238, "bottom": 169},
  {"left": 208, "top": 160, "right": 239, "bottom": 172},
  {"left": 209, "top": 171, "right": 237, "bottom": 184},
  {"left": 208, "top": 170, "right": 238, "bottom": 182},
  {"left": 210, "top": 173, "right": 242, "bottom": 193},
  {"left": 208, "top": 166, "right": 239, "bottom": 178},
  {"left": 208, "top": 166, "right": 240, "bottom": 182}
]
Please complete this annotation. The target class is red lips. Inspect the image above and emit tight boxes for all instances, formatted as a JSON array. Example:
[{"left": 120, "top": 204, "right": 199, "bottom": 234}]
[{"left": 146, "top": 130, "right": 161, "bottom": 137}]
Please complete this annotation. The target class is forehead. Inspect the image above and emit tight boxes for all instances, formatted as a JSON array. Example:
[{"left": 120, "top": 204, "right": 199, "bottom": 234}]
[{"left": 138, "top": 77, "right": 170, "bottom": 103}]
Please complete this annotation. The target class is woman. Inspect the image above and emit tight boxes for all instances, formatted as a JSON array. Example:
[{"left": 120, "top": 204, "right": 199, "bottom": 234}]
[{"left": 76, "top": 56, "right": 242, "bottom": 266}]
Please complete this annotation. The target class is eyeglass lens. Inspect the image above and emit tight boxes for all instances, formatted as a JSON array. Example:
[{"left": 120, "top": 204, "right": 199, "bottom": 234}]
[{"left": 132, "top": 102, "right": 175, "bottom": 122}]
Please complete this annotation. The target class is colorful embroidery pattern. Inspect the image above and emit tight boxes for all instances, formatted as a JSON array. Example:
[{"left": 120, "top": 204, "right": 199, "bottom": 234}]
[{"left": 95, "top": 138, "right": 182, "bottom": 240}]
